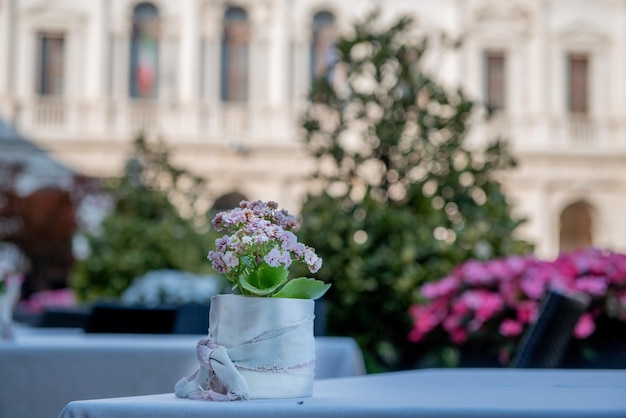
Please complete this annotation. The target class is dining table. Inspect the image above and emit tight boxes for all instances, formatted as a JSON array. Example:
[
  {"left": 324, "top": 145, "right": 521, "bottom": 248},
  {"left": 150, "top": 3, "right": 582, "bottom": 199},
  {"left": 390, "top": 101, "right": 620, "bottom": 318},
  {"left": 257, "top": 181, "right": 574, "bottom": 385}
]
[
  {"left": 57, "top": 368, "right": 626, "bottom": 418},
  {"left": 0, "top": 326, "right": 365, "bottom": 418}
]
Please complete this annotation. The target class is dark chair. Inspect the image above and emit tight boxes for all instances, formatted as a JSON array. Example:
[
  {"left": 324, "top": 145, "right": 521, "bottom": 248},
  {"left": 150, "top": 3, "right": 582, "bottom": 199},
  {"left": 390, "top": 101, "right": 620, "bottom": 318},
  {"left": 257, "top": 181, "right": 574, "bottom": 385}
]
[
  {"left": 38, "top": 308, "right": 91, "bottom": 328},
  {"left": 511, "top": 289, "right": 590, "bottom": 368},
  {"left": 84, "top": 304, "right": 178, "bottom": 334},
  {"left": 314, "top": 297, "right": 328, "bottom": 336},
  {"left": 172, "top": 303, "right": 210, "bottom": 335}
]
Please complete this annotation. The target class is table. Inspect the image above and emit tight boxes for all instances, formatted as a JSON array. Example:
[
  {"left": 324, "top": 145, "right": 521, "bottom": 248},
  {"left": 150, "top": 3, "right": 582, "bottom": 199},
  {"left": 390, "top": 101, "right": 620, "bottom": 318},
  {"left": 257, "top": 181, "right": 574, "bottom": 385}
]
[
  {"left": 0, "top": 329, "right": 364, "bottom": 418},
  {"left": 58, "top": 369, "right": 626, "bottom": 418}
]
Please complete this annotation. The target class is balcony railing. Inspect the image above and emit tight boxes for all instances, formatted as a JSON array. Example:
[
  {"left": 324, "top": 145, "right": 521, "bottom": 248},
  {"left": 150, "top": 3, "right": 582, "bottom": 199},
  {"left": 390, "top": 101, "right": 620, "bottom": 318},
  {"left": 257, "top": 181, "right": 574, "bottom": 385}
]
[
  {"left": 567, "top": 116, "right": 597, "bottom": 145},
  {"left": 8, "top": 99, "right": 624, "bottom": 154},
  {"left": 34, "top": 99, "right": 65, "bottom": 127},
  {"left": 477, "top": 115, "right": 622, "bottom": 152}
]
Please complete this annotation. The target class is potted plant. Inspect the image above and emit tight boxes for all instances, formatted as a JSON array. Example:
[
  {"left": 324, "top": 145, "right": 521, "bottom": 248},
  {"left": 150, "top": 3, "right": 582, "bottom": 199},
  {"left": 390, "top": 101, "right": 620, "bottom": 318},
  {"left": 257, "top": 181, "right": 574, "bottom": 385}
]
[{"left": 176, "top": 200, "right": 330, "bottom": 400}]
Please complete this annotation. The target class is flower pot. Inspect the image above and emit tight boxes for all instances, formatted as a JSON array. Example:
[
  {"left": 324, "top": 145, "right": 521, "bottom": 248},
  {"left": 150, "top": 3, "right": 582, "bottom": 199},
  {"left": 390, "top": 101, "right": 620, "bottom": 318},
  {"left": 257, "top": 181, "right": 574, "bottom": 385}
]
[{"left": 176, "top": 294, "right": 316, "bottom": 400}]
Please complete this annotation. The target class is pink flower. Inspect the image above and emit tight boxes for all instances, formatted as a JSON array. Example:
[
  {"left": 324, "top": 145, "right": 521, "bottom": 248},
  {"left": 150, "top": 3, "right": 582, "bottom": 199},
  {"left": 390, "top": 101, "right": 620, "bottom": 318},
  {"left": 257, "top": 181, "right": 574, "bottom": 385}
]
[
  {"left": 516, "top": 300, "right": 538, "bottom": 324},
  {"left": 575, "top": 276, "right": 608, "bottom": 296},
  {"left": 451, "top": 298, "right": 470, "bottom": 316},
  {"left": 408, "top": 248, "right": 626, "bottom": 361},
  {"left": 214, "top": 236, "right": 229, "bottom": 251},
  {"left": 442, "top": 314, "right": 463, "bottom": 333},
  {"left": 499, "top": 319, "right": 523, "bottom": 337},
  {"left": 408, "top": 306, "right": 440, "bottom": 342},
  {"left": 263, "top": 248, "right": 284, "bottom": 267},
  {"left": 462, "top": 260, "right": 492, "bottom": 285},
  {"left": 460, "top": 290, "right": 503, "bottom": 322},
  {"left": 520, "top": 276, "right": 545, "bottom": 300},
  {"left": 449, "top": 328, "right": 468, "bottom": 345},
  {"left": 574, "top": 313, "right": 596, "bottom": 339},
  {"left": 208, "top": 200, "right": 325, "bottom": 298},
  {"left": 19, "top": 288, "right": 76, "bottom": 314},
  {"left": 303, "top": 248, "right": 322, "bottom": 273},
  {"left": 485, "top": 259, "right": 511, "bottom": 280},
  {"left": 422, "top": 276, "right": 459, "bottom": 299}
]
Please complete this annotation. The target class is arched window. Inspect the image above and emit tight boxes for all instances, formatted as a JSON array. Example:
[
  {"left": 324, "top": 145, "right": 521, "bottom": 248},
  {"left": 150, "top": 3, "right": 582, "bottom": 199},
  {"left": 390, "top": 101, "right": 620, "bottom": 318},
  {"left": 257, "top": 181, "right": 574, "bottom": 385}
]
[
  {"left": 221, "top": 7, "right": 249, "bottom": 102},
  {"left": 559, "top": 201, "right": 594, "bottom": 253},
  {"left": 212, "top": 192, "right": 248, "bottom": 212},
  {"left": 310, "top": 11, "right": 336, "bottom": 83},
  {"left": 129, "top": 3, "right": 160, "bottom": 99}
]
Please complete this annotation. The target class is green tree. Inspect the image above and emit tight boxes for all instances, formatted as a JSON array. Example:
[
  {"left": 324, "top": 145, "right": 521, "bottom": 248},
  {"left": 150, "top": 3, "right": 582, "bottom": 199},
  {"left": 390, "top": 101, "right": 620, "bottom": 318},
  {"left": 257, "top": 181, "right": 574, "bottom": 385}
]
[
  {"left": 297, "top": 10, "right": 532, "bottom": 371},
  {"left": 71, "top": 136, "right": 218, "bottom": 301}
]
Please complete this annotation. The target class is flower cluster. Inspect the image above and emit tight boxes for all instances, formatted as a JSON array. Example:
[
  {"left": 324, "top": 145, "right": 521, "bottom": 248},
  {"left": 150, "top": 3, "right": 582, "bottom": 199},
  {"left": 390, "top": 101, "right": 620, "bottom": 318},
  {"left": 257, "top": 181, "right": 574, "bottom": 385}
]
[
  {"left": 408, "top": 248, "right": 626, "bottom": 364},
  {"left": 208, "top": 200, "right": 328, "bottom": 299},
  {"left": 18, "top": 288, "right": 76, "bottom": 313},
  {"left": 121, "top": 269, "right": 224, "bottom": 306}
]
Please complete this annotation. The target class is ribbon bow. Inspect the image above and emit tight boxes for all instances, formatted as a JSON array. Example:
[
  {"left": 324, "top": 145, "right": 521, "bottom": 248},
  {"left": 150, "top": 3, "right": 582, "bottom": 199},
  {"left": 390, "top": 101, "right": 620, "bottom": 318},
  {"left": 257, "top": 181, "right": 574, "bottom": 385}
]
[{"left": 175, "top": 316, "right": 314, "bottom": 401}]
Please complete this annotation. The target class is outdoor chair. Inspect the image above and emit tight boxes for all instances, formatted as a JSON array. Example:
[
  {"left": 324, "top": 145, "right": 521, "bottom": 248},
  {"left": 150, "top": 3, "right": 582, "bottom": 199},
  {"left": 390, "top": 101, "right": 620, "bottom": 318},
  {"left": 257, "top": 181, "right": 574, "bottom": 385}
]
[
  {"left": 511, "top": 288, "right": 590, "bottom": 368},
  {"left": 84, "top": 304, "right": 178, "bottom": 334}
]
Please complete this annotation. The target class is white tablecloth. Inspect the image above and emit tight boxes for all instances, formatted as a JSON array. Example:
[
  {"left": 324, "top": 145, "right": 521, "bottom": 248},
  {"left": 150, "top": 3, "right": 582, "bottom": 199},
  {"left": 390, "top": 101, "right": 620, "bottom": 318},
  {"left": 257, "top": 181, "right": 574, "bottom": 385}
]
[
  {"left": 0, "top": 328, "right": 364, "bottom": 418},
  {"left": 58, "top": 369, "right": 626, "bottom": 418}
]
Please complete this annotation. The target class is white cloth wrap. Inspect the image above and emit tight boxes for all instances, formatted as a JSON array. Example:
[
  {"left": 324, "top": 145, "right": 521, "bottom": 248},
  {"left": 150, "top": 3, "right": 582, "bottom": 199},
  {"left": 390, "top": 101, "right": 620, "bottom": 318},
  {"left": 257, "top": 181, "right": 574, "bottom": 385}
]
[
  {"left": 175, "top": 295, "right": 315, "bottom": 400},
  {"left": 0, "top": 279, "right": 21, "bottom": 340}
]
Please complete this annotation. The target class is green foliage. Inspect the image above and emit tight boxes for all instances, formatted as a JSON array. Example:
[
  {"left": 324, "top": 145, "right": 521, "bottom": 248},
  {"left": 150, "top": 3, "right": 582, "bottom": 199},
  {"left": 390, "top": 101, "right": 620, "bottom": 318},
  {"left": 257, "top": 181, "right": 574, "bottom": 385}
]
[
  {"left": 71, "top": 136, "right": 218, "bottom": 302},
  {"left": 272, "top": 277, "right": 331, "bottom": 300},
  {"left": 239, "top": 264, "right": 289, "bottom": 296},
  {"left": 297, "top": 10, "right": 533, "bottom": 371}
]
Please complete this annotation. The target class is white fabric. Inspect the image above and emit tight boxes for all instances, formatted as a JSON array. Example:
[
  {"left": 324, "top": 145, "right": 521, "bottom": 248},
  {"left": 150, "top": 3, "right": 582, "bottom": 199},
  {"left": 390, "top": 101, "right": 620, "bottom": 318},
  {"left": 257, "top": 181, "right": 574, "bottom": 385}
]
[
  {"left": 1, "top": 326, "right": 363, "bottom": 418},
  {"left": 59, "top": 369, "right": 626, "bottom": 418},
  {"left": 175, "top": 295, "right": 315, "bottom": 400},
  {"left": 0, "top": 279, "right": 21, "bottom": 340}
]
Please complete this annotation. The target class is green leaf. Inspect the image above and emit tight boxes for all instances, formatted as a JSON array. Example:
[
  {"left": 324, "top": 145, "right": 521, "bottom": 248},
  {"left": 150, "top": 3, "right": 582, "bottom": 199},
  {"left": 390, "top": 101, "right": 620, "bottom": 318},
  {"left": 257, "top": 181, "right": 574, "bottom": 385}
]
[
  {"left": 272, "top": 277, "right": 331, "bottom": 300},
  {"left": 239, "top": 264, "right": 289, "bottom": 296},
  {"left": 240, "top": 256, "right": 254, "bottom": 269}
]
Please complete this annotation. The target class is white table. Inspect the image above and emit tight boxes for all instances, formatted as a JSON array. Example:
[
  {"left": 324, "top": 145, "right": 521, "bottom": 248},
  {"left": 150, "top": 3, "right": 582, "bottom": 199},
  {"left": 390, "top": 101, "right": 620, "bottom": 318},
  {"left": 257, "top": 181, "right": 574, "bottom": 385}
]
[
  {"left": 0, "top": 329, "right": 364, "bottom": 418},
  {"left": 58, "top": 369, "right": 626, "bottom": 418}
]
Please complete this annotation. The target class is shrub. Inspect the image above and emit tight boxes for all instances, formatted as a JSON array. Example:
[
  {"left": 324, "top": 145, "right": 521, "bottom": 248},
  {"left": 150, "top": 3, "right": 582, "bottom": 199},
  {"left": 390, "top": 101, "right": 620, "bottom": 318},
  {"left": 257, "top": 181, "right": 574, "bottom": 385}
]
[
  {"left": 408, "top": 248, "right": 626, "bottom": 366},
  {"left": 297, "top": 10, "right": 532, "bottom": 371},
  {"left": 71, "top": 136, "right": 217, "bottom": 302}
]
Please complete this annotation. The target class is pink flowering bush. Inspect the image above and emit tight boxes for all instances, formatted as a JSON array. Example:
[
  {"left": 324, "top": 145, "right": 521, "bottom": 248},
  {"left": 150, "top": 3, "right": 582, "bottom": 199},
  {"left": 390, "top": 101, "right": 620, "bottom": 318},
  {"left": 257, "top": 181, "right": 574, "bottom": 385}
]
[
  {"left": 408, "top": 248, "right": 626, "bottom": 365},
  {"left": 17, "top": 288, "right": 77, "bottom": 314},
  {"left": 208, "top": 200, "right": 329, "bottom": 299}
]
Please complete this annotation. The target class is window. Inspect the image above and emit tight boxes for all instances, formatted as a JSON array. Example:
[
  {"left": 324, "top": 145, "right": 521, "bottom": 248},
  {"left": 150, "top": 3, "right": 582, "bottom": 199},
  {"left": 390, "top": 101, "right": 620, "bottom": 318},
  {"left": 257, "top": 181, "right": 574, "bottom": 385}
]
[
  {"left": 37, "top": 33, "right": 65, "bottom": 96},
  {"left": 220, "top": 7, "right": 249, "bottom": 102},
  {"left": 212, "top": 191, "right": 248, "bottom": 212},
  {"left": 567, "top": 54, "right": 589, "bottom": 114},
  {"left": 130, "top": 3, "right": 160, "bottom": 99},
  {"left": 310, "top": 11, "right": 336, "bottom": 83},
  {"left": 559, "top": 201, "right": 593, "bottom": 253},
  {"left": 483, "top": 51, "right": 506, "bottom": 112}
]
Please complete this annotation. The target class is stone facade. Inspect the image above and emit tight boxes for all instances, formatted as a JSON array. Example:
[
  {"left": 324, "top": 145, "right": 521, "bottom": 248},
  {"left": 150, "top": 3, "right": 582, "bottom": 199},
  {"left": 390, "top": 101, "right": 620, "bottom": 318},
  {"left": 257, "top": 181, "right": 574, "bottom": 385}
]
[{"left": 1, "top": 0, "right": 625, "bottom": 259}]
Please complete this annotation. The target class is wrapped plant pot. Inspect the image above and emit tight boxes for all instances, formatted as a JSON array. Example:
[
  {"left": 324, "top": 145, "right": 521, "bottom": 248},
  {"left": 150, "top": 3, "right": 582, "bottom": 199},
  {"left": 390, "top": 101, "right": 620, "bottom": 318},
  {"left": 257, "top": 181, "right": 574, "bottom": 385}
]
[
  {"left": 176, "top": 294, "right": 315, "bottom": 400},
  {"left": 175, "top": 200, "right": 329, "bottom": 401}
]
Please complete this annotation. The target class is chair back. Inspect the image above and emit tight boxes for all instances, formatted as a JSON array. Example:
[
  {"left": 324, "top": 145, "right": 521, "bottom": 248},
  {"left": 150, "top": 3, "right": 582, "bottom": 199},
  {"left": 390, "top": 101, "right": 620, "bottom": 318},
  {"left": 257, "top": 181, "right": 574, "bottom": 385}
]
[
  {"left": 84, "top": 304, "right": 178, "bottom": 334},
  {"left": 511, "top": 289, "right": 590, "bottom": 368}
]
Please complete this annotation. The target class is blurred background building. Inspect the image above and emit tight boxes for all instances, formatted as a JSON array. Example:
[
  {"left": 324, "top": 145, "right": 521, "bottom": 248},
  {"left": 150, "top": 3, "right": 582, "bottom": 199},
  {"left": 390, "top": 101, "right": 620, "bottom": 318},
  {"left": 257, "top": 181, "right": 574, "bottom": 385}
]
[{"left": 1, "top": 0, "right": 625, "bottom": 260}]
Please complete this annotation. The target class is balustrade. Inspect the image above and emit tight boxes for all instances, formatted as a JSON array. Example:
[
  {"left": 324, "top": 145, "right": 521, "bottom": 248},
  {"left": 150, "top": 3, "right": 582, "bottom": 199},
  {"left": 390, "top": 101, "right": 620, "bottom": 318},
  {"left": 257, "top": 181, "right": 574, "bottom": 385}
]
[{"left": 11, "top": 100, "right": 625, "bottom": 154}]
